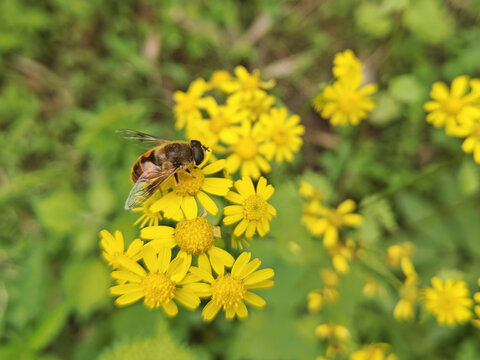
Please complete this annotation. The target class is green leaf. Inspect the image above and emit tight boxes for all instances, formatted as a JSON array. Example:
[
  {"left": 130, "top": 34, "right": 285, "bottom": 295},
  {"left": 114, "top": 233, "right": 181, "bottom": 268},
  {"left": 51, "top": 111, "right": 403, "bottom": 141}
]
[
  {"left": 33, "top": 191, "right": 84, "bottom": 233},
  {"left": 64, "top": 259, "right": 110, "bottom": 317},
  {"left": 369, "top": 92, "right": 400, "bottom": 126},
  {"left": 388, "top": 74, "right": 425, "bottom": 104},
  {"left": 28, "top": 301, "right": 71, "bottom": 351},
  {"left": 403, "top": 0, "right": 453, "bottom": 44},
  {"left": 87, "top": 175, "right": 116, "bottom": 216},
  {"left": 355, "top": 2, "right": 392, "bottom": 38}
]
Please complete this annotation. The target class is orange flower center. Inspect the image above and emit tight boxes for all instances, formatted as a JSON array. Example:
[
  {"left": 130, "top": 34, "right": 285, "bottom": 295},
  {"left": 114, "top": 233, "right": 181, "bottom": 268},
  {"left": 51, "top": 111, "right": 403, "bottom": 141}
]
[
  {"left": 337, "top": 91, "right": 360, "bottom": 114},
  {"left": 211, "top": 274, "right": 246, "bottom": 307},
  {"left": 243, "top": 195, "right": 268, "bottom": 221},
  {"left": 272, "top": 127, "right": 289, "bottom": 145},
  {"left": 173, "top": 167, "right": 204, "bottom": 196},
  {"left": 443, "top": 98, "right": 463, "bottom": 116}
]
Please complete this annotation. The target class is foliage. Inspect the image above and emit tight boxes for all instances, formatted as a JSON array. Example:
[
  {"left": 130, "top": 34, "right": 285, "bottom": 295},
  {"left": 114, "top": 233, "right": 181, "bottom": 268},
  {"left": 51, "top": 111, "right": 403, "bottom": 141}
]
[{"left": 2, "top": 0, "right": 480, "bottom": 359}]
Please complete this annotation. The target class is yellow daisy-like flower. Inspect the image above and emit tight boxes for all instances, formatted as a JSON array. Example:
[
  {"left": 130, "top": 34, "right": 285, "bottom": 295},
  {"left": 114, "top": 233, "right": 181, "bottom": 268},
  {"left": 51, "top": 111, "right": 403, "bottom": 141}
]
[
  {"left": 131, "top": 191, "right": 169, "bottom": 228},
  {"left": 227, "top": 89, "right": 275, "bottom": 122},
  {"left": 332, "top": 49, "right": 363, "bottom": 81},
  {"left": 350, "top": 343, "right": 397, "bottom": 360},
  {"left": 150, "top": 159, "right": 232, "bottom": 219},
  {"left": 424, "top": 76, "right": 480, "bottom": 136},
  {"left": 140, "top": 216, "right": 234, "bottom": 274},
  {"left": 307, "top": 199, "right": 363, "bottom": 248},
  {"left": 422, "top": 277, "right": 473, "bottom": 326},
  {"left": 299, "top": 181, "right": 324, "bottom": 201},
  {"left": 173, "top": 78, "right": 210, "bottom": 130},
  {"left": 320, "top": 77, "right": 377, "bottom": 126},
  {"left": 188, "top": 251, "right": 274, "bottom": 321},
  {"left": 259, "top": 107, "right": 305, "bottom": 163},
  {"left": 221, "top": 66, "right": 275, "bottom": 95},
  {"left": 186, "top": 98, "right": 250, "bottom": 153},
  {"left": 315, "top": 323, "right": 350, "bottom": 341},
  {"left": 223, "top": 176, "right": 277, "bottom": 238},
  {"left": 100, "top": 230, "right": 144, "bottom": 269},
  {"left": 221, "top": 121, "right": 272, "bottom": 179},
  {"left": 461, "top": 121, "right": 480, "bottom": 163},
  {"left": 109, "top": 246, "right": 201, "bottom": 316}
]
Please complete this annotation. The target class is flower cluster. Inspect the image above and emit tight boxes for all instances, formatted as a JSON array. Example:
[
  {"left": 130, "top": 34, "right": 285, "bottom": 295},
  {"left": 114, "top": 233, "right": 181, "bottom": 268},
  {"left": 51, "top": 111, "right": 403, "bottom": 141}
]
[
  {"left": 313, "top": 49, "right": 377, "bottom": 126},
  {"left": 424, "top": 75, "right": 480, "bottom": 163},
  {"left": 98, "top": 68, "right": 301, "bottom": 321},
  {"left": 174, "top": 66, "right": 305, "bottom": 179}
]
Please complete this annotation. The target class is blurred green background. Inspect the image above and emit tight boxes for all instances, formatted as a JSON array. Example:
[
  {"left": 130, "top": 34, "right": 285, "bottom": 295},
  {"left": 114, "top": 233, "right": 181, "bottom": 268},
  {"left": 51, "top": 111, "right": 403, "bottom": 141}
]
[{"left": 2, "top": 0, "right": 480, "bottom": 359}]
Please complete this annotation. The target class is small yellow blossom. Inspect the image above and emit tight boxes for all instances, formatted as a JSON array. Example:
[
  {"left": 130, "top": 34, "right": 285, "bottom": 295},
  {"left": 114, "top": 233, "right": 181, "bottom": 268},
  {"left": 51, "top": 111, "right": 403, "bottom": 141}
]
[
  {"left": 385, "top": 242, "right": 414, "bottom": 267},
  {"left": 321, "top": 268, "right": 340, "bottom": 288},
  {"left": 319, "top": 76, "right": 377, "bottom": 126},
  {"left": 350, "top": 343, "right": 397, "bottom": 360},
  {"left": 227, "top": 89, "right": 275, "bottom": 122},
  {"left": 422, "top": 277, "right": 473, "bottom": 326},
  {"left": 208, "top": 70, "right": 233, "bottom": 91},
  {"left": 109, "top": 247, "right": 201, "bottom": 316},
  {"left": 100, "top": 230, "right": 144, "bottom": 269},
  {"left": 173, "top": 78, "right": 210, "bottom": 130},
  {"left": 221, "top": 66, "right": 275, "bottom": 95},
  {"left": 315, "top": 323, "right": 350, "bottom": 341},
  {"left": 307, "top": 199, "right": 363, "bottom": 248},
  {"left": 150, "top": 159, "right": 232, "bottom": 219},
  {"left": 221, "top": 121, "right": 272, "bottom": 179},
  {"left": 223, "top": 176, "right": 276, "bottom": 238},
  {"left": 307, "top": 289, "right": 324, "bottom": 312},
  {"left": 188, "top": 252, "right": 274, "bottom": 321},
  {"left": 363, "top": 278, "right": 384, "bottom": 299},
  {"left": 333, "top": 49, "right": 363, "bottom": 81},
  {"left": 140, "top": 216, "right": 234, "bottom": 275},
  {"left": 259, "top": 107, "right": 305, "bottom": 163},
  {"left": 424, "top": 76, "right": 480, "bottom": 136}
]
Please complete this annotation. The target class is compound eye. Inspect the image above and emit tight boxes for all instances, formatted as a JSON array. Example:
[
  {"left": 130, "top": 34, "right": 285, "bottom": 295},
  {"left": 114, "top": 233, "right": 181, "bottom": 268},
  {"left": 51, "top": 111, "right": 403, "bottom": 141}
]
[{"left": 191, "top": 141, "right": 205, "bottom": 165}]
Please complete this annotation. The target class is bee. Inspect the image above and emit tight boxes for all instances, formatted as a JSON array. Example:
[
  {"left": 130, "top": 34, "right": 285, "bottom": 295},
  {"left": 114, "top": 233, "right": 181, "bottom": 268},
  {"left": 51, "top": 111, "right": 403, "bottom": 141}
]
[{"left": 117, "top": 130, "right": 209, "bottom": 210}]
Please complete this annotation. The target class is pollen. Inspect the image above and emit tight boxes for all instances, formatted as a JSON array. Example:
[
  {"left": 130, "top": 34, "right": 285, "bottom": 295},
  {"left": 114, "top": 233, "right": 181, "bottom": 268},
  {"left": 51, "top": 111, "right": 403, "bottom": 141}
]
[
  {"left": 443, "top": 98, "right": 462, "bottom": 116},
  {"left": 142, "top": 273, "right": 176, "bottom": 307},
  {"left": 235, "top": 137, "right": 258, "bottom": 160},
  {"left": 243, "top": 195, "right": 268, "bottom": 221},
  {"left": 173, "top": 167, "right": 205, "bottom": 196},
  {"left": 174, "top": 217, "right": 214, "bottom": 255},
  {"left": 337, "top": 91, "right": 359, "bottom": 114},
  {"left": 271, "top": 127, "right": 289, "bottom": 145},
  {"left": 327, "top": 210, "right": 343, "bottom": 228},
  {"left": 211, "top": 274, "right": 246, "bottom": 308}
]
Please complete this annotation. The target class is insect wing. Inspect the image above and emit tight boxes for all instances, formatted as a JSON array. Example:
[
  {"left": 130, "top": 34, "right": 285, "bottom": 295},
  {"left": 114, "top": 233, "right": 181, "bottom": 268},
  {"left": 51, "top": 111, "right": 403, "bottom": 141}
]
[
  {"left": 116, "top": 129, "right": 170, "bottom": 147},
  {"left": 124, "top": 164, "right": 177, "bottom": 210}
]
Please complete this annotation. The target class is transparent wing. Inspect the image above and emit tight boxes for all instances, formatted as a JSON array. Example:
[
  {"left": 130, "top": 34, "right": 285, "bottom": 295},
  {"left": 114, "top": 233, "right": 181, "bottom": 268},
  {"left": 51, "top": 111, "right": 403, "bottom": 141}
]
[
  {"left": 116, "top": 129, "right": 170, "bottom": 147},
  {"left": 124, "top": 164, "right": 178, "bottom": 210}
]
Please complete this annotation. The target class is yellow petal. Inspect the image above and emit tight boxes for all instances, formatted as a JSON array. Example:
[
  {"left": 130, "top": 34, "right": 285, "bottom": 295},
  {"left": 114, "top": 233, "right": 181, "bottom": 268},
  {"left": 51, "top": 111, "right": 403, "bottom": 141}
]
[
  {"left": 244, "top": 268, "right": 274, "bottom": 286},
  {"left": 162, "top": 300, "right": 178, "bottom": 317},
  {"left": 175, "top": 288, "right": 200, "bottom": 309},
  {"left": 202, "top": 300, "right": 221, "bottom": 321},
  {"left": 244, "top": 292, "right": 266, "bottom": 308}
]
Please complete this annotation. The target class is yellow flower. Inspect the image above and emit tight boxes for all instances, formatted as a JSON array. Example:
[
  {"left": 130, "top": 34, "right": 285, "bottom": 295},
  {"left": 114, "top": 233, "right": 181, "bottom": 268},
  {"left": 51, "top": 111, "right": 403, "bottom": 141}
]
[
  {"left": 461, "top": 121, "right": 480, "bottom": 163},
  {"left": 321, "top": 268, "right": 340, "bottom": 288},
  {"left": 307, "top": 199, "right": 363, "bottom": 248},
  {"left": 422, "top": 277, "right": 473, "bottom": 326},
  {"left": 424, "top": 76, "right": 480, "bottom": 135},
  {"left": 109, "top": 246, "right": 201, "bottom": 316},
  {"left": 393, "top": 276, "right": 418, "bottom": 321},
  {"left": 350, "top": 343, "right": 397, "bottom": 360},
  {"left": 315, "top": 323, "right": 350, "bottom": 341},
  {"left": 173, "top": 78, "right": 210, "bottom": 130},
  {"left": 223, "top": 176, "right": 277, "bottom": 238},
  {"left": 231, "top": 234, "right": 251, "bottom": 250},
  {"left": 333, "top": 49, "right": 363, "bottom": 81},
  {"left": 259, "top": 107, "right": 305, "bottom": 163},
  {"left": 150, "top": 159, "right": 232, "bottom": 219},
  {"left": 221, "top": 66, "right": 275, "bottom": 95},
  {"left": 130, "top": 191, "right": 182, "bottom": 228},
  {"left": 307, "top": 289, "right": 324, "bottom": 312},
  {"left": 227, "top": 89, "right": 275, "bottom": 122},
  {"left": 363, "top": 278, "right": 384, "bottom": 299},
  {"left": 319, "top": 77, "right": 377, "bottom": 126},
  {"left": 221, "top": 120, "right": 272, "bottom": 179},
  {"left": 188, "top": 251, "right": 275, "bottom": 321},
  {"left": 186, "top": 98, "right": 249, "bottom": 153},
  {"left": 385, "top": 242, "right": 413, "bottom": 267},
  {"left": 100, "top": 230, "right": 144, "bottom": 269},
  {"left": 140, "top": 216, "right": 234, "bottom": 274}
]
